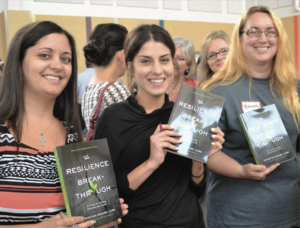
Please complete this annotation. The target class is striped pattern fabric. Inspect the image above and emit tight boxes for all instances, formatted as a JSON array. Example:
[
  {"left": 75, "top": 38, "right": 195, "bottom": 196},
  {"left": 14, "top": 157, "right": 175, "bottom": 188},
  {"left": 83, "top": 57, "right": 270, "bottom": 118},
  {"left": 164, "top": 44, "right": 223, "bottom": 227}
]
[
  {"left": 0, "top": 124, "right": 76, "bottom": 225},
  {"left": 82, "top": 81, "right": 130, "bottom": 129}
]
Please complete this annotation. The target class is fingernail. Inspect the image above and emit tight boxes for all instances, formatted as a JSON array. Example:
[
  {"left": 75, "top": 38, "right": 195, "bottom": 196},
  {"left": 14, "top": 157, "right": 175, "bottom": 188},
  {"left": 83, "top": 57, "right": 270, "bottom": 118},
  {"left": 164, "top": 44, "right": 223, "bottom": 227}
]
[
  {"left": 211, "top": 142, "right": 215, "bottom": 145},
  {"left": 82, "top": 217, "right": 85, "bottom": 222},
  {"left": 211, "top": 128, "right": 216, "bottom": 131},
  {"left": 170, "top": 125, "right": 175, "bottom": 129},
  {"left": 91, "top": 220, "right": 96, "bottom": 225},
  {"left": 212, "top": 135, "right": 216, "bottom": 138},
  {"left": 178, "top": 140, "right": 182, "bottom": 143}
]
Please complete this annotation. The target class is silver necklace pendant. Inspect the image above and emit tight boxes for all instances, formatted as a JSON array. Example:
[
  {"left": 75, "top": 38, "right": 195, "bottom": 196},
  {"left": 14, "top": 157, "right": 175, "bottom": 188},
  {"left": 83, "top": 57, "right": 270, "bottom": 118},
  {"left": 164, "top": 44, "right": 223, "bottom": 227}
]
[{"left": 38, "top": 134, "right": 47, "bottom": 146}]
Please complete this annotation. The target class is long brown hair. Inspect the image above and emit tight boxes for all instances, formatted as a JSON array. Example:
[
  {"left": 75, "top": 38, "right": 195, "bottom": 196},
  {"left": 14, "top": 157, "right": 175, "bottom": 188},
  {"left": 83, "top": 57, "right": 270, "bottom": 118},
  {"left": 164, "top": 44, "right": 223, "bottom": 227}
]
[
  {"left": 0, "top": 21, "right": 84, "bottom": 144},
  {"left": 201, "top": 6, "right": 300, "bottom": 130}
]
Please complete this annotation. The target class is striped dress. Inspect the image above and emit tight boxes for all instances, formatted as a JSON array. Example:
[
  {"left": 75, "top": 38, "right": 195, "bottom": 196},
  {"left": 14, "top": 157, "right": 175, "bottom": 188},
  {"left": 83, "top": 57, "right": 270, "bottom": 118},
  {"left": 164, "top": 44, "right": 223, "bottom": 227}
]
[{"left": 0, "top": 124, "right": 77, "bottom": 225}]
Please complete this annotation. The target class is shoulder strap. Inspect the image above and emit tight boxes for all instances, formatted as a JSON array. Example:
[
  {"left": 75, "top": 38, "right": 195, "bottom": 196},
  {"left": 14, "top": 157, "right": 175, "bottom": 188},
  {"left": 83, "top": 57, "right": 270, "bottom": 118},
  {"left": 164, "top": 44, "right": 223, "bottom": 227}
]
[{"left": 89, "top": 82, "right": 114, "bottom": 129}]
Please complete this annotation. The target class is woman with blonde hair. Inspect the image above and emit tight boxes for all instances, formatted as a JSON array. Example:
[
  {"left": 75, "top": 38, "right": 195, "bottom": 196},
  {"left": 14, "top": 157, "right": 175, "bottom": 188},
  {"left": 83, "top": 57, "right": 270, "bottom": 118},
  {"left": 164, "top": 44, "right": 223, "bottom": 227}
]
[
  {"left": 201, "top": 5, "right": 300, "bottom": 227},
  {"left": 167, "top": 37, "right": 197, "bottom": 101},
  {"left": 197, "top": 30, "right": 231, "bottom": 86}
]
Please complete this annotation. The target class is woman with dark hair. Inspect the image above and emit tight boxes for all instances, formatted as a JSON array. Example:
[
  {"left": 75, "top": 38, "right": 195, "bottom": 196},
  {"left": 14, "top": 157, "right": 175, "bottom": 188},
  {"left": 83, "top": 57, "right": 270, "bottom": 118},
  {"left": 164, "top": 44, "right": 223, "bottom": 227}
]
[
  {"left": 0, "top": 21, "right": 128, "bottom": 227},
  {"left": 94, "top": 24, "right": 225, "bottom": 228},
  {"left": 82, "top": 23, "right": 130, "bottom": 130}
]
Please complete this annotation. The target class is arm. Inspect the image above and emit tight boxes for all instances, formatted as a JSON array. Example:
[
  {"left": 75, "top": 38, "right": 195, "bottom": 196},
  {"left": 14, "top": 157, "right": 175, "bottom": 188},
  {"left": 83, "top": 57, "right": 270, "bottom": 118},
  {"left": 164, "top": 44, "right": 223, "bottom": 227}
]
[
  {"left": 0, "top": 199, "right": 128, "bottom": 228},
  {"left": 206, "top": 127, "right": 279, "bottom": 180},
  {"left": 127, "top": 124, "right": 182, "bottom": 190}
]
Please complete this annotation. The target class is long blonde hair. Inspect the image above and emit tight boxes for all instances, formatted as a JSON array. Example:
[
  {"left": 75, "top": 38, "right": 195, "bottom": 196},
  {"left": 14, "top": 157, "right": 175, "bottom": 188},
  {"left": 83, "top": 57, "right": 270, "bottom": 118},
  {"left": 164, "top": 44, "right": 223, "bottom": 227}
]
[
  {"left": 197, "top": 30, "right": 231, "bottom": 86},
  {"left": 202, "top": 5, "right": 300, "bottom": 130}
]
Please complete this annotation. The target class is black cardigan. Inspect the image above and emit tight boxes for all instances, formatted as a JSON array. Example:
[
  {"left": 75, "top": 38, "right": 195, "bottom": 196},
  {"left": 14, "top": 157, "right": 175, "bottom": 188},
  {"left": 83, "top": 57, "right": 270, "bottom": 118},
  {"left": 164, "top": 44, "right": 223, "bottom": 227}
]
[{"left": 94, "top": 95, "right": 206, "bottom": 228}]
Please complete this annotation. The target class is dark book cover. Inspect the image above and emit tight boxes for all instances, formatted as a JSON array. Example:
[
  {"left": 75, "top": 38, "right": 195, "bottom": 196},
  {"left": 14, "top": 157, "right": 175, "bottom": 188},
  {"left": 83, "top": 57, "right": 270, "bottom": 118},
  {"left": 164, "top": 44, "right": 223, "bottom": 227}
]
[
  {"left": 238, "top": 104, "right": 296, "bottom": 167},
  {"left": 165, "top": 84, "right": 225, "bottom": 163},
  {"left": 54, "top": 139, "right": 122, "bottom": 226}
]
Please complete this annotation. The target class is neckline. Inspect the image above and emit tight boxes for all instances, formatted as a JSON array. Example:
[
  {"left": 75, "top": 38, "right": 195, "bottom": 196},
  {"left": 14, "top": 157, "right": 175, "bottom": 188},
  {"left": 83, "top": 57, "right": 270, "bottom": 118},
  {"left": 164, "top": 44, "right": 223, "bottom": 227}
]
[
  {"left": 1, "top": 123, "right": 56, "bottom": 153},
  {"left": 244, "top": 75, "right": 270, "bottom": 84}
]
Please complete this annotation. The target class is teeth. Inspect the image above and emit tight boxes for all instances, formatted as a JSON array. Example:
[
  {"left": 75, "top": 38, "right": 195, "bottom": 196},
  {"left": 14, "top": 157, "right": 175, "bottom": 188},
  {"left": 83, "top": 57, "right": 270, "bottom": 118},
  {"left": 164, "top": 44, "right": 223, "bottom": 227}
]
[
  {"left": 43, "top": 75, "right": 60, "bottom": 80},
  {"left": 256, "top": 47, "right": 268, "bottom": 50},
  {"left": 150, "top": 79, "right": 164, "bottom": 83}
]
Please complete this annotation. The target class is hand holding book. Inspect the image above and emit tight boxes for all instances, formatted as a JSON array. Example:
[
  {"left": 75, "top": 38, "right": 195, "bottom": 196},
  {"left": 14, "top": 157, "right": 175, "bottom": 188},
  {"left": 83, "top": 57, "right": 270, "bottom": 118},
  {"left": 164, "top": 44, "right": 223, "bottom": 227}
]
[
  {"left": 239, "top": 163, "right": 280, "bottom": 180},
  {"left": 148, "top": 124, "right": 182, "bottom": 170}
]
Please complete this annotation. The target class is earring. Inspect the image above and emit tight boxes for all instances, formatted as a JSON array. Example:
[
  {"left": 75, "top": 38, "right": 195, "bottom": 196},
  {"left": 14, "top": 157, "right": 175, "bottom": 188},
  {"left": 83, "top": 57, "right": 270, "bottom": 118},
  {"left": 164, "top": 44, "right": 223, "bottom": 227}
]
[{"left": 184, "top": 68, "right": 189, "bottom": 75}]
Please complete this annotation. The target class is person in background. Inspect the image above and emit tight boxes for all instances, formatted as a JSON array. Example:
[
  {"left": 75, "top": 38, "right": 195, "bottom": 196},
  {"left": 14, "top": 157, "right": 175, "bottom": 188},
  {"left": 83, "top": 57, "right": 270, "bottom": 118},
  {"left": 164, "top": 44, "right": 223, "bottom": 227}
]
[
  {"left": 202, "top": 6, "right": 300, "bottom": 227},
  {"left": 196, "top": 54, "right": 202, "bottom": 79},
  {"left": 77, "top": 60, "right": 95, "bottom": 136},
  {"left": 94, "top": 24, "right": 225, "bottom": 228},
  {"left": 197, "top": 30, "right": 231, "bottom": 87},
  {"left": 0, "top": 58, "right": 4, "bottom": 80},
  {"left": 0, "top": 21, "right": 128, "bottom": 227},
  {"left": 166, "top": 37, "right": 197, "bottom": 102},
  {"left": 82, "top": 23, "right": 130, "bottom": 130},
  {"left": 77, "top": 60, "right": 95, "bottom": 104},
  {"left": 196, "top": 30, "right": 231, "bottom": 227}
]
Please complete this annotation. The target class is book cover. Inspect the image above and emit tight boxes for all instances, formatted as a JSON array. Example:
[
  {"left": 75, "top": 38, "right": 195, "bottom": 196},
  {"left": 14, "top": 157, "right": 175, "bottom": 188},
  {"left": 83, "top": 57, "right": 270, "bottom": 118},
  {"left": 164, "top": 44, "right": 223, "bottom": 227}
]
[
  {"left": 165, "top": 84, "right": 225, "bottom": 163},
  {"left": 238, "top": 104, "right": 296, "bottom": 167},
  {"left": 54, "top": 139, "right": 122, "bottom": 226}
]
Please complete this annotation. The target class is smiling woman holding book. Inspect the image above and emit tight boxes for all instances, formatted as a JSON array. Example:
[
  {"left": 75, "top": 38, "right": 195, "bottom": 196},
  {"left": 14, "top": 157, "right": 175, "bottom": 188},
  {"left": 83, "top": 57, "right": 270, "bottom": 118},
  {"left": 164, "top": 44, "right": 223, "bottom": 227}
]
[
  {"left": 93, "top": 24, "right": 225, "bottom": 228},
  {"left": 201, "top": 6, "right": 300, "bottom": 228},
  {"left": 0, "top": 21, "right": 128, "bottom": 228}
]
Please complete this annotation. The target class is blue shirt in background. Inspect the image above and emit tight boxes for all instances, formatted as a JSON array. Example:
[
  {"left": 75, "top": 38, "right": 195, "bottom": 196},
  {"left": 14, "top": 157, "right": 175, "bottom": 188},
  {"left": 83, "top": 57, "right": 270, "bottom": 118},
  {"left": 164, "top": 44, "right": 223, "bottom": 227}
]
[{"left": 77, "top": 68, "right": 95, "bottom": 101}]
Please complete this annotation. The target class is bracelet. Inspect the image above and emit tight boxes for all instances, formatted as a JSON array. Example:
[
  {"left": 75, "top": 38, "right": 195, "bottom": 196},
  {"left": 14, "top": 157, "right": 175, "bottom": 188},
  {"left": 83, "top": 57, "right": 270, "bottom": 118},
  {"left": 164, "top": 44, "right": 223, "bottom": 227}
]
[{"left": 191, "top": 170, "right": 205, "bottom": 178}]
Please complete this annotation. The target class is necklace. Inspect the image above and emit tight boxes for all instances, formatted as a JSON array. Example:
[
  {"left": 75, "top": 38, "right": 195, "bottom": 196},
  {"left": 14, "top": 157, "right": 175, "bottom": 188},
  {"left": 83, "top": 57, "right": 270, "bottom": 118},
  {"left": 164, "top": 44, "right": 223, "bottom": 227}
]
[{"left": 25, "top": 117, "right": 54, "bottom": 146}]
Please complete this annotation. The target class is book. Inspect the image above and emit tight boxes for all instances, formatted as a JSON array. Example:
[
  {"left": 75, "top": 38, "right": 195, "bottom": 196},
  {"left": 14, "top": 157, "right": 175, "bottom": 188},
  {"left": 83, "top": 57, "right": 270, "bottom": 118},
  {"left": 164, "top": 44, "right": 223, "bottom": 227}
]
[
  {"left": 54, "top": 139, "right": 122, "bottom": 226},
  {"left": 165, "top": 84, "right": 225, "bottom": 163},
  {"left": 238, "top": 104, "right": 296, "bottom": 167}
]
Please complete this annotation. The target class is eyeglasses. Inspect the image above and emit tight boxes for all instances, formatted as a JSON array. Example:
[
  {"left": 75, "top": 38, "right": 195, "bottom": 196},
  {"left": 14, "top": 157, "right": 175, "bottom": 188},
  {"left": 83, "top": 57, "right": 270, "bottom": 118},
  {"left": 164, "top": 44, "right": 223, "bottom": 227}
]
[
  {"left": 241, "top": 28, "right": 278, "bottom": 38},
  {"left": 206, "top": 48, "right": 229, "bottom": 61}
]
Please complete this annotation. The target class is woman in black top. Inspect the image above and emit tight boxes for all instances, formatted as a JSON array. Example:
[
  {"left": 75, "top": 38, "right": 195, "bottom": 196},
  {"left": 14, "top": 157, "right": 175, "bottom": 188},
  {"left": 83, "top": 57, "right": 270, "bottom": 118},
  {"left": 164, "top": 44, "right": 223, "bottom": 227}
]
[{"left": 94, "top": 24, "right": 224, "bottom": 228}]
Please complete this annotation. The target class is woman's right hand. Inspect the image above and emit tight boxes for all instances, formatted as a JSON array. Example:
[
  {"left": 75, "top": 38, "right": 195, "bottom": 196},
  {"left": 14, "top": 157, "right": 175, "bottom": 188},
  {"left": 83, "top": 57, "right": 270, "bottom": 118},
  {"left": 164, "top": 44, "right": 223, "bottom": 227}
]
[
  {"left": 36, "top": 214, "right": 95, "bottom": 228},
  {"left": 149, "top": 124, "right": 182, "bottom": 169},
  {"left": 239, "top": 163, "right": 280, "bottom": 180}
]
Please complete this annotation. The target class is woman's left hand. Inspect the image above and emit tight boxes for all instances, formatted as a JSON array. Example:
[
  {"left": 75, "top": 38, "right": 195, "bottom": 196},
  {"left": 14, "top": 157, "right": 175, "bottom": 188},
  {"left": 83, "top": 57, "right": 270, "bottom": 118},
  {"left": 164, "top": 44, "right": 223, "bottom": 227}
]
[
  {"left": 95, "top": 198, "right": 128, "bottom": 228},
  {"left": 208, "top": 126, "right": 224, "bottom": 158}
]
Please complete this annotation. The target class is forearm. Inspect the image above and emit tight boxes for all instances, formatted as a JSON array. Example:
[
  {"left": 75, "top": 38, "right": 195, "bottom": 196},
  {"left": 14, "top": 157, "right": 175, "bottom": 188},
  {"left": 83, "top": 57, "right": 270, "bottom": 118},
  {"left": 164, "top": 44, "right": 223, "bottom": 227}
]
[
  {"left": 191, "top": 161, "right": 205, "bottom": 184},
  {"left": 127, "top": 159, "right": 158, "bottom": 190},
  {"left": 207, "top": 151, "right": 242, "bottom": 178}
]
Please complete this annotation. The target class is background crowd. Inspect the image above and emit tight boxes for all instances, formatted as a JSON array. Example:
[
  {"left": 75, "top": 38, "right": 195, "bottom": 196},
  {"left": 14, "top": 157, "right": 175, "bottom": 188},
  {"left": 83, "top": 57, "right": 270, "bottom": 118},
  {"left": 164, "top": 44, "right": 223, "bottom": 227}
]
[{"left": 0, "top": 4, "right": 299, "bottom": 228}]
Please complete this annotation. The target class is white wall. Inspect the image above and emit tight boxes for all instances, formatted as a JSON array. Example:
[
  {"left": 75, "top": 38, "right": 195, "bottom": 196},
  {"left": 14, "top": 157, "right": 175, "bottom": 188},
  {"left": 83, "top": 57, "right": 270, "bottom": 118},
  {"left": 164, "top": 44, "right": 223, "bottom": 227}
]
[
  {"left": 1, "top": 0, "right": 299, "bottom": 23},
  {"left": 2, "top": 0, "right": 242, "bottom": 23}
]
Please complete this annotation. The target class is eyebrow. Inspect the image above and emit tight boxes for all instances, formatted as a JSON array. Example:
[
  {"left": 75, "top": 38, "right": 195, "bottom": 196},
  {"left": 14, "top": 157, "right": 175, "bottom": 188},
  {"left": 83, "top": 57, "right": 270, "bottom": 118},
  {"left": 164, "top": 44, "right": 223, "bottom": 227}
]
[
  {"left": 250, "top": 26, "right": 275, "bottom": 29},
  {"left": 38, "top": 47, "right": 72, "bottom": 55},
  {"left": 208, "top": 47, "right": 228, "bottom": 54},
  {"left": 137, "top": 54, "right": 171, "bottom": 58}
]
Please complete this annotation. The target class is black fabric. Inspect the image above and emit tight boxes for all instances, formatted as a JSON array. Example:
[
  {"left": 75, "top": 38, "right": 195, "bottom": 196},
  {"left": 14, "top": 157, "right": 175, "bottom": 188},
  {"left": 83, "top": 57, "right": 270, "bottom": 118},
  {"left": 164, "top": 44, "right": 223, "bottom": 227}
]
[{"left": 94, "top": 95, "right": 206, "bottom": 228}]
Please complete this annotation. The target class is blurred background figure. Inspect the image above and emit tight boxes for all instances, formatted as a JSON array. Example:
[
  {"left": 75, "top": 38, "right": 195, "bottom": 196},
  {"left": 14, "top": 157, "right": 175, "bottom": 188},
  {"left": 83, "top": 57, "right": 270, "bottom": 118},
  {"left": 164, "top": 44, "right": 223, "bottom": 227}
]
[
  {"left": 77, "top": 60, "right": 95, "bottom": 104},
  {"left": 197, "top": 30, "right": 231, "bottom": 228},
  {"left": 81, "top": 23, "right": 130, "bottom": 134},
  {"left": 0, "top": 58, "right": 4, "bottom": 80},
  {"left": 197, "top": 30, "right": 231, "bottom": 87},
  {"left": 167, "top": 37, "right": 197, "bottom": 101}
]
